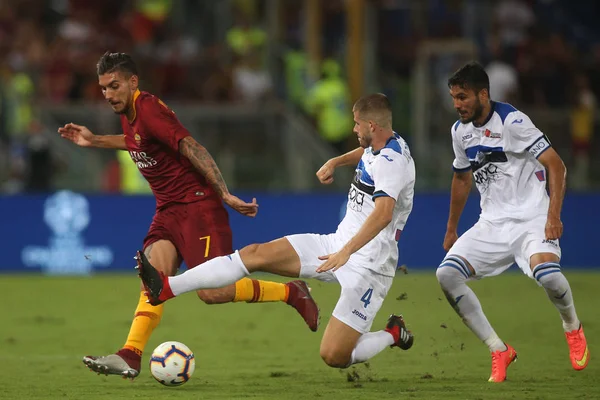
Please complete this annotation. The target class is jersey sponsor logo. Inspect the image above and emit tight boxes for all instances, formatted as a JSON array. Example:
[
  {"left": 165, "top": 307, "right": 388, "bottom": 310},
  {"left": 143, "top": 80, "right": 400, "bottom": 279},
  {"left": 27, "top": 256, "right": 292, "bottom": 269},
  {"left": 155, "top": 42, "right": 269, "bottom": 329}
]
[
  {"left": 484, "top": 129, "right": 502, "bottom": 138},
  {"left": 461, "top": 133, "right": 473, "bottom": 141},
  {"left": 352, "top": 309, "right": 367, "bottom": 321},
  {"left": 473, "top": 163, "right": 500, "bottom": 192},
  {"left": 542, "top": 238, "right": 558, "bottom": 247},
  {"left": 381, "top": 154, "right": 394, "bottom": 162},
  {"left": 512, "top": 118, "right": 523, "bottom": 124},
  {"left": 129, "top": 151, "right": 158, "bottom": 169},
  {"left": 348, "top": 185, "right": 365, "bottom": 212},
  {"left": 351, "top": 170, "right": 375, "bottom": 195}
]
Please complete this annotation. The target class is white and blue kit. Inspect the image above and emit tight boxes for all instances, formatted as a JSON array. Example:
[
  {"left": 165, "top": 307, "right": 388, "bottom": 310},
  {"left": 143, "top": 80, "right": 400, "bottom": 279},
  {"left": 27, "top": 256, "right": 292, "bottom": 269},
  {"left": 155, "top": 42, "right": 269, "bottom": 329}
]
[
  {"left": 446, "top": 101, "right": 561, "bottom": 280},
  {"left": 287, "top": 133, "right": 415, "bottom": 332}
]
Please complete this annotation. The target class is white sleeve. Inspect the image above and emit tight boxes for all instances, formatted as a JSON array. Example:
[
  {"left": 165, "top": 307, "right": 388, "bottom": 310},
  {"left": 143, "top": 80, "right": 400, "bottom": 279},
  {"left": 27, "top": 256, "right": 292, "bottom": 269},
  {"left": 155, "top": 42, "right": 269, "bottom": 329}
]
[
  {"left": 451, "top": 126, "right": 471, "bottom": 172},
  {"left": 372, "top": 149, "right": 405, "bottom": 201},
  {"left": 505, "top": 111, "right": 552, "bottom": 158}
]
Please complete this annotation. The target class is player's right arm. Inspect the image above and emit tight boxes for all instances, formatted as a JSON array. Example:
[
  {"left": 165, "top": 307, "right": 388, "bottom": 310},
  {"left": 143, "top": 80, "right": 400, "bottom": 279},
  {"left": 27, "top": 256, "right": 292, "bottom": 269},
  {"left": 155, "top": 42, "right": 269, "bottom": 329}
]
[
  {"left": 444, "top": 126, "right": 472, "bottom": 251},
  {"left": 444, "top": 170, "right": 472, "bottom": 251},
  {"left": 58, "top": 123, "right": 127, "bottom": 150},
  {"left": 316, "top": 147, "right": 364, "bottom": 184}
]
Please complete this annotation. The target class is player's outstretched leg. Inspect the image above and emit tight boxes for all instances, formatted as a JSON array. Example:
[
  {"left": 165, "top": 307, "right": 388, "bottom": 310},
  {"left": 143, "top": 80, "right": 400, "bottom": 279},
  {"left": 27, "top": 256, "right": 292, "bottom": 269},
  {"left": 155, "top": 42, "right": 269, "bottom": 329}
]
[{"left": 136, "top": 250, "right": 320, "bottom": 331}]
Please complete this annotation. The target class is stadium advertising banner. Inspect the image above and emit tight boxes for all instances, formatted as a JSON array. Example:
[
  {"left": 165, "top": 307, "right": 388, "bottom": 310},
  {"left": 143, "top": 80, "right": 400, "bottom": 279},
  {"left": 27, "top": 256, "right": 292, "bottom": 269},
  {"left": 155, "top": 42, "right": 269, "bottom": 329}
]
[{"left": 0, "top": 191, "right": 596, "bottom": 274}]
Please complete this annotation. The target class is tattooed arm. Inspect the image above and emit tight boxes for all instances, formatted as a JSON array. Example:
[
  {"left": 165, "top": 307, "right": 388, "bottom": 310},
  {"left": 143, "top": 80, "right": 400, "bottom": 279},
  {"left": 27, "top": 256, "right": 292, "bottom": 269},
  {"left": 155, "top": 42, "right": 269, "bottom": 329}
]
[{"left": 179, "top": 136, "right": 258, "bottom": 217}]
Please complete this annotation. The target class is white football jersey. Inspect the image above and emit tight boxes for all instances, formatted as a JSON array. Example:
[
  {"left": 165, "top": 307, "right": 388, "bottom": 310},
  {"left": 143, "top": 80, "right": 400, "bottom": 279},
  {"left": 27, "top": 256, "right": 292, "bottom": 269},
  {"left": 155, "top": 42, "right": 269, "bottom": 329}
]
[
  {"left": 451, "top": 101, "right": 551, "bottom": 221},
  {"left": 336, "top": 133, "right": 415, "bottom": 277}
]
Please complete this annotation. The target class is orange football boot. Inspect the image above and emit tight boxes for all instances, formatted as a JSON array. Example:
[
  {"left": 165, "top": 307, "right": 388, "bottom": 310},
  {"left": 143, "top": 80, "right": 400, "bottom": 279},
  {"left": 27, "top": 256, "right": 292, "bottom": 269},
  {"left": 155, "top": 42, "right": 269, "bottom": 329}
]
[
  {"left": 565, "top": 324, "right": 589, "bottom": 371},
  {"left": 488, "top": 343, "right": 517, "bottom": 382}
]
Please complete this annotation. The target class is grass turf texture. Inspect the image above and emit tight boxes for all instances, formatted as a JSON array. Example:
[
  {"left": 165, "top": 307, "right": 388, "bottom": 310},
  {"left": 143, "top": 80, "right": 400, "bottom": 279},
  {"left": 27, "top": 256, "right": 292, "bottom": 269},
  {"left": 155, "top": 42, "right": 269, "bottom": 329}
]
[{"left": 0, "top": 271, "right": 598, "bottom": 400}]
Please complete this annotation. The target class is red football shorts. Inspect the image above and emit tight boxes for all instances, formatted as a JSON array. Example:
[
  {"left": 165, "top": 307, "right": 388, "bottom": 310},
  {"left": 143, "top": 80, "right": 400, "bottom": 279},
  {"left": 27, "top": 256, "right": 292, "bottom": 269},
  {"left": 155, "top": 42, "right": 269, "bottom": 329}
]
[{"left": 143, "top": 200, "right": 233, "bottom": 269}]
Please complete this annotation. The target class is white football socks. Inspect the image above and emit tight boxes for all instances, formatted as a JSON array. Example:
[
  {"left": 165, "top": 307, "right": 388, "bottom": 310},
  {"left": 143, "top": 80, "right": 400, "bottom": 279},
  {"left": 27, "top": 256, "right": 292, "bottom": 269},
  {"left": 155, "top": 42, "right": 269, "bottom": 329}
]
[
  {"left": 168, "top": 251, "right": 249, "bottom": 296},
  {"left": 533, "top": 262, "right": 580, "bottom": 332},
  {"left": 436, "top": 264, "right": 506, "bottom": 352},
  {"left": 350, "top": 331, "right": 395, "bottom": 365}
]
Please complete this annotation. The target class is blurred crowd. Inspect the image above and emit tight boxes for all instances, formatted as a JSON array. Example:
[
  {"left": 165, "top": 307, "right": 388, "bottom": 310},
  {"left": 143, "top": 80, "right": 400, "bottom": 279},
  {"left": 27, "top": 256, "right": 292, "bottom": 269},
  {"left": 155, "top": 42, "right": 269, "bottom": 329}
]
[{"left": 0, "top": 0, "right": 598, "bottom": 193}]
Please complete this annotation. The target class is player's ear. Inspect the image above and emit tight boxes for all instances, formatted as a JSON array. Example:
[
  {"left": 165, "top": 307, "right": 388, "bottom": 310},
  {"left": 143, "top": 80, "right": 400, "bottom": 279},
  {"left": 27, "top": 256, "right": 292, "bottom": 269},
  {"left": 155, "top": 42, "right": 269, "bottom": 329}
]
[
  {"left": 479, "top": 88, "right": 489, "bottom": 101},
  {"left": 129, "top": 74, "right": 139, "bottom": 91}
]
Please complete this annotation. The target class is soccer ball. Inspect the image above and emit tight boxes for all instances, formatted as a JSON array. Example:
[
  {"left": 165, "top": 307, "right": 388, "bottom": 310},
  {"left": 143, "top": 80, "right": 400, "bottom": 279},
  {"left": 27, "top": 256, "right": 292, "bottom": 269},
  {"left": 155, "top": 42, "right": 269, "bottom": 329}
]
[{"left": 150, "top": 341, "right": 195, "bottom": 386}]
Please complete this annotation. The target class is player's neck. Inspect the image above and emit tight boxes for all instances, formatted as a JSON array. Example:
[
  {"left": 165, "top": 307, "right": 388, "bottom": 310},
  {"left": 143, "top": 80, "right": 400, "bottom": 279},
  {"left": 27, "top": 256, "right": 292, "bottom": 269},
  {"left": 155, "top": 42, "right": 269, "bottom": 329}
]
[
  {"left": 125, "top": 103, "right": 136, "bottom": 123},
  {"left": 473, "top": 101, "right": 493, "bottom": 127},
  {"left": 371, "top": 130, "right": 394, "bottom": 152}
]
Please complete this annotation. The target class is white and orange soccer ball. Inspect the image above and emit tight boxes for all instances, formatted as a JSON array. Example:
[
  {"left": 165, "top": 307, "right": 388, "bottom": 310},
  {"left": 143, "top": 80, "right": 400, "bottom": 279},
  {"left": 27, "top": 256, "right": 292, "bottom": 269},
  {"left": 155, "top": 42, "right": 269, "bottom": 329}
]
[{"left": 150, "top": 341, "right": 195, "bottom": 386}]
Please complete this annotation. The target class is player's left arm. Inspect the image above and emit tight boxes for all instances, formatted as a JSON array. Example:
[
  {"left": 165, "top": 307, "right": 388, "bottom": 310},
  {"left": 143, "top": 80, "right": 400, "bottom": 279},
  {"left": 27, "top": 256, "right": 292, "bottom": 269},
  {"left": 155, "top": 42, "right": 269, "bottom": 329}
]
[
  {"left": 537, "top": 148, "right": 566, "bottom": 240},
  {"left": 507, "top": 112, "right": 566, "bottom": 240},
  {"left": 316, "top": 195, "right": 395, "bottom": 273},
  {"left": 179, "top": 136, "right": 258, "bottom": 217},
  {"left": 317, "top": 152, "right": 405, "bottom": 272},
  {"left": 146, "top": 97, "right": 257, "bottom": 216}
]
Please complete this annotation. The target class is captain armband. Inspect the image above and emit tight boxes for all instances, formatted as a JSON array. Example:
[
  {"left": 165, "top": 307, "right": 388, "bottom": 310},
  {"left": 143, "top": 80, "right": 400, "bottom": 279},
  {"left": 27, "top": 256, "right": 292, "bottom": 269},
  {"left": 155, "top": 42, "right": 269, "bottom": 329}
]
[{"left": 526, "top": 135, "right": 551, "bottom": 159}]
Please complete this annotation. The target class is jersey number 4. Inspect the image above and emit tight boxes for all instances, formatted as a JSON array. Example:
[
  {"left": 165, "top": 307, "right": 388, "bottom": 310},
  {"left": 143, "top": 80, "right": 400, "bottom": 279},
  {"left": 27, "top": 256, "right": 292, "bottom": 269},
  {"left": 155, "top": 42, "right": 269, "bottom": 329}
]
[{"left": 361, "top": 288, "right": 373, "bottom": 308}]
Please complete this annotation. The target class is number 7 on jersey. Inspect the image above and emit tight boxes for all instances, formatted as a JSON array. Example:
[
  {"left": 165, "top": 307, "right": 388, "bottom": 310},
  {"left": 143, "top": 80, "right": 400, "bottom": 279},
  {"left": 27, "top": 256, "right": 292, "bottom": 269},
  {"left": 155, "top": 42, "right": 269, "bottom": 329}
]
[{"left": 199, "top": 235, "right": 211, "bottom": 258}]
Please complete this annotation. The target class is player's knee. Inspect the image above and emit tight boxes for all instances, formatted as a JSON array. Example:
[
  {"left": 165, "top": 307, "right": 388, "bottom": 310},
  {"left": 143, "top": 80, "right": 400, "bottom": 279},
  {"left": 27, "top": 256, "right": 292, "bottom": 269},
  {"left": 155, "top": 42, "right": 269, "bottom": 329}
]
[
  {"left": 240, "top": 243, "right": 261, "bottom": 257},
  {"left": 196, "top": 290, "right": 224, "bottom": 305},
  {"left": 320, "top": 348, "right": 351, "bottom": 369},
  {"left": 238, "top": 243, "right": 266, "bottom": 271},
  {"left": 437, "top": 256, "right": 471, "bottom": 286},
  {"left": 436, "top": 264, "right": 464, "bottom": 288}
]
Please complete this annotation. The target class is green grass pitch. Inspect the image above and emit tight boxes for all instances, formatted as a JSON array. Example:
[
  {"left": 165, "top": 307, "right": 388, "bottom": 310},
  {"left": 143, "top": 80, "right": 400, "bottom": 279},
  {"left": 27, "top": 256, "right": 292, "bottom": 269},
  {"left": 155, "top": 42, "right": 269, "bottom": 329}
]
[{"left": 0, "top": 271, "right": 598, "bottom": 400}]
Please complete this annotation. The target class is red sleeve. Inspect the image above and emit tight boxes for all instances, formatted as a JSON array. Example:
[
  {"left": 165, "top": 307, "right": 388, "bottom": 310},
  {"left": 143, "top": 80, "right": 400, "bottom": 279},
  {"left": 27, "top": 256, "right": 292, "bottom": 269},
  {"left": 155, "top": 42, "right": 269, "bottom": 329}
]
[{"left": 140, "top": 96, "right": 191, "bottom": 152}]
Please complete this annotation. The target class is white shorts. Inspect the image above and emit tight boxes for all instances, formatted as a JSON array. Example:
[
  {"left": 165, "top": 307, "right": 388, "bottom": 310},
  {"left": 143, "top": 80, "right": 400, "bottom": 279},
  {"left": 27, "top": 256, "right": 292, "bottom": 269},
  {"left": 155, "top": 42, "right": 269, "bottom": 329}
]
[
  {"left": 447, "top": 215, "right": 561, "bottom": 279},
  {"left": 286, "top": 233, "right": 394, "bottom": 333}
]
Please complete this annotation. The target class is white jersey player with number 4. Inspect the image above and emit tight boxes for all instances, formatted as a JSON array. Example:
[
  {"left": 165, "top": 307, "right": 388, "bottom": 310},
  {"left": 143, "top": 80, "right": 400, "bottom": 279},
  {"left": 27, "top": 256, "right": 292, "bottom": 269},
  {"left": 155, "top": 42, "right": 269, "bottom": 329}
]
[
  {"left": 136, "top": 94, "right": 417, "bottom": 370},
  {"left": 436, "top": 62, "right": 588, "bottom": 384},
  {"left": 336, "top": 134, "right": 414, "bottom": 278}
]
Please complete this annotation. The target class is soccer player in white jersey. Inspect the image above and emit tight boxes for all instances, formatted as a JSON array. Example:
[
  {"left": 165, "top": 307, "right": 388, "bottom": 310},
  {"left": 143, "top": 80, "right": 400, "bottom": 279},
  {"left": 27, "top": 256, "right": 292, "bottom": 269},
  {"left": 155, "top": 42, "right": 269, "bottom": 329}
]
[
  {"left": 137, "top": 93, "right": 417, "bottom": 368},
  {"left": 437, "top": 62, "right": 589, "bottom": 383}
]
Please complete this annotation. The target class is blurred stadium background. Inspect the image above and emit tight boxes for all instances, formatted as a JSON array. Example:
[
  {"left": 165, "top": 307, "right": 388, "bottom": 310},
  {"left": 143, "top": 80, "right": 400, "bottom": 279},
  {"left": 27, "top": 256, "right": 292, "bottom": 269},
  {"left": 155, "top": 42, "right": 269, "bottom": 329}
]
[{"left": 0, "top": 1, "right": 599, "bottom": 398}]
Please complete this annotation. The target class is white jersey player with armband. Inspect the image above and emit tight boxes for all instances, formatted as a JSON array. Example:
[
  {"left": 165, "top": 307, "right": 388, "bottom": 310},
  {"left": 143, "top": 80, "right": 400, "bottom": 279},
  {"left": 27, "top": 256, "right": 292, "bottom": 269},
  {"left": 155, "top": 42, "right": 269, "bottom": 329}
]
[
  {"left": 136, "top": 93, "right": 417, "bottom": 369},
  {"left": 436, "top": 62, "right": 589, "bottom": 383}
]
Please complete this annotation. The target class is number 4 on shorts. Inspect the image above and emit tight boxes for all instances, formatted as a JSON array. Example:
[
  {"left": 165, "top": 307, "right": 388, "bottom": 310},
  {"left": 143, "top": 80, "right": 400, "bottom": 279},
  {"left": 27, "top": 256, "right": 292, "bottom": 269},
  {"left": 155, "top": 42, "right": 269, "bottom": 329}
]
[{"left": 361, "top": 288, "right": 373, "bottom": 308}]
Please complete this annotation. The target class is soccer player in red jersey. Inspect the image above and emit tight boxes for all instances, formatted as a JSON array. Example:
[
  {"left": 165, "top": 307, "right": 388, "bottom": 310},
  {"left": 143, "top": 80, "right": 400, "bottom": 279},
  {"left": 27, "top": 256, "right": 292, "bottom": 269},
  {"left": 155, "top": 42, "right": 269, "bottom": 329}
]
[{"left": 58, "top": 52, "right": 319, "bottom": 379}]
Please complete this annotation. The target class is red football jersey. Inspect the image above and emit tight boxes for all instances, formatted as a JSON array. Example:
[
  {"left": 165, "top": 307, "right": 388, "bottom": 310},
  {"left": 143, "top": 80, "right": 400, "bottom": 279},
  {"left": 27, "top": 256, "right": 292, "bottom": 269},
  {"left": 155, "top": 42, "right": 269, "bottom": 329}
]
[{"left": 121, "top": 90, "right": 218, "bottom": 209}]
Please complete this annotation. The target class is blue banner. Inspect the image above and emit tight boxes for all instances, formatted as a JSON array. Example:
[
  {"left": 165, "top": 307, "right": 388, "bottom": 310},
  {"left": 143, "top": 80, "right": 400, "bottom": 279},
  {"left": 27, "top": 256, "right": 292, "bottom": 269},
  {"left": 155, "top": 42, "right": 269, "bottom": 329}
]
[{"left": 0, "top": 191, "right": 596, "bottom": 274}]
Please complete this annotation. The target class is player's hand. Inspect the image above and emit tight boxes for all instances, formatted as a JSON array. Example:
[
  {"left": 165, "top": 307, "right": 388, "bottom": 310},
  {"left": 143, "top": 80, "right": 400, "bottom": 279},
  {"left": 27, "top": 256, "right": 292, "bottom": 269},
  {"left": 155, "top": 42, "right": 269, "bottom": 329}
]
[
  {"left": 316, "top": 160, "right": 336, "bottom": 185},
  {"left": 58, "top": 123, "right": 95, "bottom": 147},
  {"left": 443, "top": 229, "right": 459, "bottom": 251},
  {"left": 223, "top": 194, "right": 258, "bottom": 217},
  {"left": 545, "top": 215, "right": 563, "bottom": 240},
  {"left": 316, "top": 248, "right": 351, "bottom": 273}
]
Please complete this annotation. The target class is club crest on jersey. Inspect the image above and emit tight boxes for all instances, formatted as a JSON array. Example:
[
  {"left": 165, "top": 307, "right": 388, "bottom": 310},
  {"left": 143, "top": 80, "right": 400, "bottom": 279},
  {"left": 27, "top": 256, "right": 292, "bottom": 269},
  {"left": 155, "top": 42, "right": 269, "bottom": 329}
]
[
  {"left": 484, "top": 129, "right": 501, "bottom": 139},
  {"left": 134, "top": 133, "right": 142, "bottom": 144}
]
